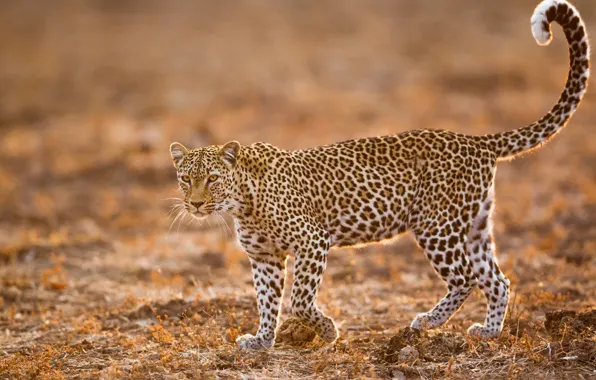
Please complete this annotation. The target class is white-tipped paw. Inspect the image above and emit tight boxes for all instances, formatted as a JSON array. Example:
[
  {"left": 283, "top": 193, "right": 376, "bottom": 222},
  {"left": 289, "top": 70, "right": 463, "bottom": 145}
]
[
  {"left": 410, "top": 313, "right": 435, "bottom": 330},
  {"left": 236, "top": 333, "right": 274, "bottom": 351},
  {"left": 467, "top": 323, "right": 500, "bottom": 340}
]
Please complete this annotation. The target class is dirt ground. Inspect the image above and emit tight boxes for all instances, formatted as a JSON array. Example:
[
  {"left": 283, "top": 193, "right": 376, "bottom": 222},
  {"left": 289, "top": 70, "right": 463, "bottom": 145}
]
[{"left": 0, "top": 0, "right": 595, "bottom": 379}]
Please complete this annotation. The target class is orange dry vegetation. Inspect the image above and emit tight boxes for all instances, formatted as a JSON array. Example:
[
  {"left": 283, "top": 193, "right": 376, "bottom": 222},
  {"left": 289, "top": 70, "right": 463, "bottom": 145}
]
[{"left": 0, "top": 0, "right": 595, "bottom": 379}]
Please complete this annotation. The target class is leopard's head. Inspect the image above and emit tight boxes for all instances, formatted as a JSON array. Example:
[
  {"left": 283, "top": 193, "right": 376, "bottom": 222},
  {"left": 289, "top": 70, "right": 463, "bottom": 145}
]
[{"left": 169, "top": 141, "right": 241, "bottom": 218}]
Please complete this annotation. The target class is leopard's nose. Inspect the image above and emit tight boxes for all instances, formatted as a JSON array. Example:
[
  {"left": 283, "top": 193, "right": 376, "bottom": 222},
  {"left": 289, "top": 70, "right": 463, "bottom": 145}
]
[{"left": 190, "top": 201, "right": 204, "bottom": 209}]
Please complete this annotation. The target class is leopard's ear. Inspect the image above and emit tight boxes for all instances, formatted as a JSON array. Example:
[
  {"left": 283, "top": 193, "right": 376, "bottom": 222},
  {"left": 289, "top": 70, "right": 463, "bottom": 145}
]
[
  {"left": 219, "top": 141, "right": 241, "bottom": 168},
  {"left": 170, "top": 142, "right": 189, "bottom": 169}
]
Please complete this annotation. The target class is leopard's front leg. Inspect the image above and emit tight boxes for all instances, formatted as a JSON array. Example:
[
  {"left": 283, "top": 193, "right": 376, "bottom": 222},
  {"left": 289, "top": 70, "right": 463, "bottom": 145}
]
[
  {"left": 236, "top": 254, "right": 287, "bottom": 350},
  {"left": 290, "top": 230, "right": 338, "bottom": 344},
  {"left": 235, "top": 221, "right": 288, "bottom": 350}
]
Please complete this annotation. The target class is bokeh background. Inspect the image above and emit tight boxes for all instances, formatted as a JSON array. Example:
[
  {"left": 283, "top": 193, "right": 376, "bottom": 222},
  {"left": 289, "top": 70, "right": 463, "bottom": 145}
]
[{"left": 1, "top": 0, "right": 595, "bottom": 378}]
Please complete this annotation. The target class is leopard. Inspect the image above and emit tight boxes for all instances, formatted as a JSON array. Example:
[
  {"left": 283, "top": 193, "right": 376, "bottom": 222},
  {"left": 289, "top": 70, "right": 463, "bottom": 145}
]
[{"left": 169, "top": 0, "right": 589, "bottom": 350}]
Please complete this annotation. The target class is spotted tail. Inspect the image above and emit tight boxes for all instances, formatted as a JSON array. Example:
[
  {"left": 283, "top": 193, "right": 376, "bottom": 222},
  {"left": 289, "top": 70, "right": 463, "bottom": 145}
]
[{"left": 480, "top": 0, "right": 590, "bottom": 161}]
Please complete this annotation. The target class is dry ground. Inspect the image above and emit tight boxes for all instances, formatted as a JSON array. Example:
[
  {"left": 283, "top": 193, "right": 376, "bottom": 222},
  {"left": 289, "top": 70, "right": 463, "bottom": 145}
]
[{"left": 0, "top": 0, "right": 595, "bottom": 379}]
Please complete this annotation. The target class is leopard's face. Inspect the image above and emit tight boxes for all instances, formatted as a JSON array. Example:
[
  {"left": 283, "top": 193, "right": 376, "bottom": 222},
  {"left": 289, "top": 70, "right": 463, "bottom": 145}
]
[{"left": 170, "top": 141, "right": 241, "bottom": 218}]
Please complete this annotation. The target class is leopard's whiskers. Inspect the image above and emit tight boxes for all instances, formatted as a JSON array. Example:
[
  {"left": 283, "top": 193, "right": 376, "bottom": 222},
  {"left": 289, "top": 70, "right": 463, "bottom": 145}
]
[
  {"left": 168, "top": 207, "right": 186, "bottom": 235},
  {"left": 215, "top": 212, "right": 233, "bottom": 237},
  {"left": 177, "top": 210, "right": 192, "bottom": 236},
  {"left": 163, "top": 197, "right": 184, "bottom": 202},
  {"left": 213, "top": 213, "right": 225, "bottom": 238},
  {"left": 167, "top": 203, "right": 184, "bottom": 217}
]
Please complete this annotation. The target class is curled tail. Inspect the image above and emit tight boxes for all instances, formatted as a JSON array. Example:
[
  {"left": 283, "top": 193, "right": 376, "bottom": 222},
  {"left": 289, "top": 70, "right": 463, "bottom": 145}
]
[{"left": 480, "top": 0, "right": 590, "bottom": 161}]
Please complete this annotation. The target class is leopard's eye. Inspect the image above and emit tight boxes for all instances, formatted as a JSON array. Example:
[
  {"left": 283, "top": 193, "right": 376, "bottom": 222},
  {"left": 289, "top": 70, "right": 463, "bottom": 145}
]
[
  {"left": 181, "top": 175, "right": 191, "bottom": 183},
  {"left": 207, "top": 174, "right": 219, "bottom": 183}
]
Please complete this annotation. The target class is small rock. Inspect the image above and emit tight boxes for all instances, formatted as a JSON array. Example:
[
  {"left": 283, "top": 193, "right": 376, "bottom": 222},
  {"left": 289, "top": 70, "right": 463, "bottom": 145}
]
[
  {"left": 388, "top": 327, "right": 423, "bottom": 351},
  {"left": 381, "top": 327, "right": 424, "bottom": 363},
  {"left": 3, "top": 286, "right": 22, "bottom": 301},
  {"left": 392, "top": 370, "right": 407, "bottom": 380},
  {"left": 398, "top": 345, "right": 419, "bottom": 363}
]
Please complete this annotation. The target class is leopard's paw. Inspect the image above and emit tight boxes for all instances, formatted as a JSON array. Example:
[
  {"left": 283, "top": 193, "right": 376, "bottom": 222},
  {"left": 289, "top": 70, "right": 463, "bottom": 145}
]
[
  {"left": 467, "top": 323, "right": 500, "bottom": 340},
  {"left": 236, "top": 333, "right": 274, "bottom": 351},
  {"left": 410, "top": 313, "right": 434, "bottom": 330},
  {"left": 318, "top": 317, "right": 339, "bottom": 343}
]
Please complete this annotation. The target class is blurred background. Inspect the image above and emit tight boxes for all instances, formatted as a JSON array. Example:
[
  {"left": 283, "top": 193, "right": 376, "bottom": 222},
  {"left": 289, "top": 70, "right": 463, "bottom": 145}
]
[{"left": 0, "top": 0, "right": 595, "bottom": 377}]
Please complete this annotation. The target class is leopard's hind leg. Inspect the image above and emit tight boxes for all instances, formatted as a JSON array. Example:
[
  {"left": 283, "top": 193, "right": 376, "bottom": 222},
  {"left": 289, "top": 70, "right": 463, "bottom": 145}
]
[
  {"left": 466, "top": 185, "right": 510, "bottom": 339},
  {"left": 410, "top": 223, "right": 477, "bottom": 330}
]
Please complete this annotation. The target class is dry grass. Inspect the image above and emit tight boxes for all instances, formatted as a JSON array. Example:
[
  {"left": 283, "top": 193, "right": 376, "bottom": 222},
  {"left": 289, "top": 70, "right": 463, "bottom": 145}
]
[{"left": 1, "top": 0, "right": 595, "bottom": 378}]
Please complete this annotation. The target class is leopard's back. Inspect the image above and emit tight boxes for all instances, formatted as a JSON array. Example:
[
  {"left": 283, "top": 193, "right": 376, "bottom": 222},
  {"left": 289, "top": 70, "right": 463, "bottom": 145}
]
[{"left": 244, "top": 129, "right": 494, "bottom": 247}]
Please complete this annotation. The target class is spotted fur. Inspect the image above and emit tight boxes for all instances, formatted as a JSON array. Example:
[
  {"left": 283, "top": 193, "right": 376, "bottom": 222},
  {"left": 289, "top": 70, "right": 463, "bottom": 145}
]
[{"left": 169, "top": 0, "right": 589, "bottom": 350}]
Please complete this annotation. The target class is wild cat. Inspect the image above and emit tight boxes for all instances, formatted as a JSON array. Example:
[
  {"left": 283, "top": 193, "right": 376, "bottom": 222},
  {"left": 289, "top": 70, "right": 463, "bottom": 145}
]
[{"left": 169, "top": 0, "right": 589, "bottom": 349}]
